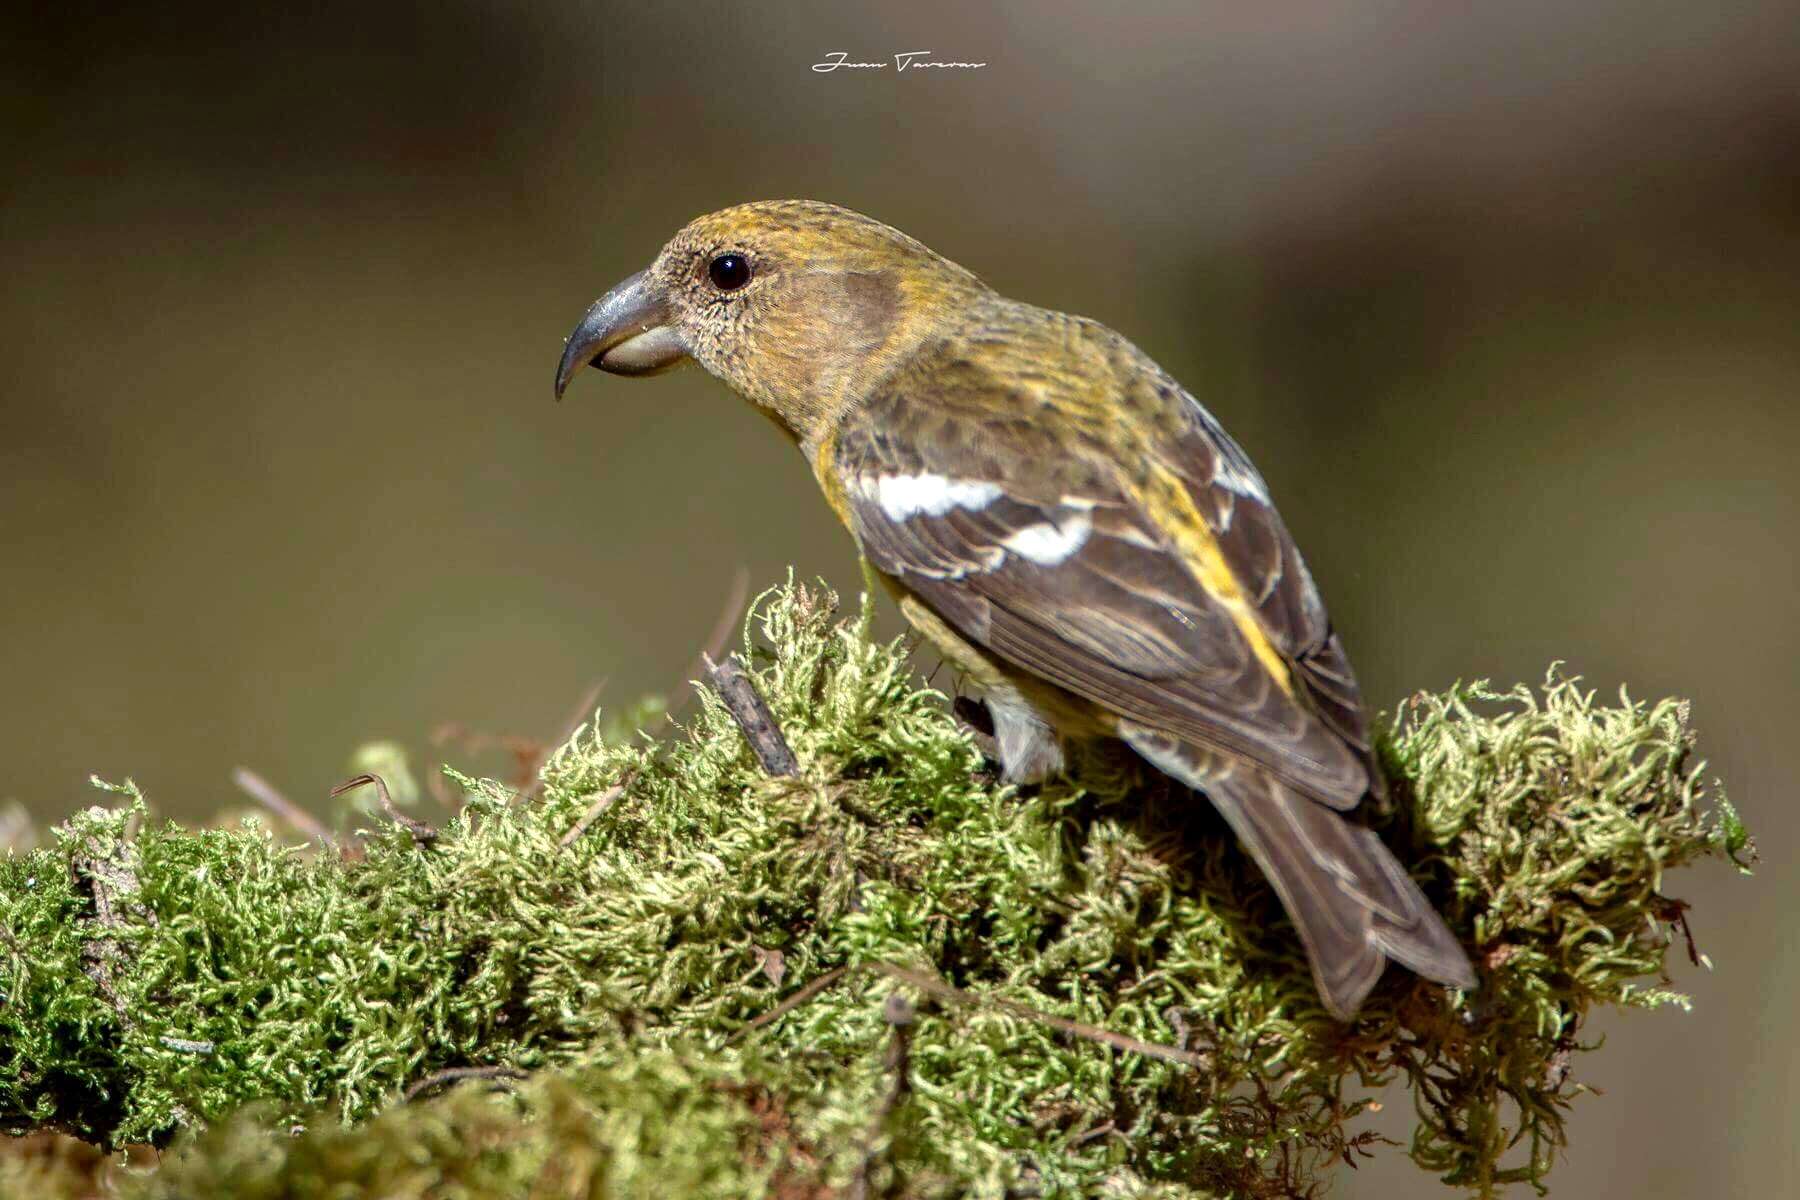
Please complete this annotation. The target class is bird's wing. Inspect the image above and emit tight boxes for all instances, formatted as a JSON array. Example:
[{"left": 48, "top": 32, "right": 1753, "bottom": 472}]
[
  {"left": 832, "top": 336, "right": 1374, "bottom": 807},
  {"left": 1154, "top": 373, "right": 1384, "bottom": 792}
]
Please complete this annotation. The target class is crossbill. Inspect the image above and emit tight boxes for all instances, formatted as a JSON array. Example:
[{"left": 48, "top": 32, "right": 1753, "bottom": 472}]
[{"left": 554, "top": 200, "right": 1476, "bottom": 1018}]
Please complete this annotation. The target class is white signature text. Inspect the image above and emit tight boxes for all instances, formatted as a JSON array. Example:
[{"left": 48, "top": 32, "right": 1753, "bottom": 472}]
[{"left": 813, "top": 50, "right": 989, "bottom": 74}]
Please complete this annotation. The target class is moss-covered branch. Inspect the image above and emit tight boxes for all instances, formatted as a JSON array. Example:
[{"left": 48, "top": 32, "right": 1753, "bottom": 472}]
[{"left": 0, "top": 581, "right": 1752, "bottom": 1198}]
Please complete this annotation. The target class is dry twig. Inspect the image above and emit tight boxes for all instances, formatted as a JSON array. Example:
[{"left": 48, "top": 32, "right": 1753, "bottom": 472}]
[
  {"left": 731, "top": 960, "right": 1204, "bottom": 1071},
  {"left": 848, "top": 992, "right": 918, "bottom": 1200},
  {"left": 64, "top": 807, "right": 145, "bottom": 1019},
  {"left": 703, "top": 652, "right": 798, "bottom": 777},
  {"left": 332, "top": 774, "right": 438, "bottom": 846},
  {"left": 871, "top": 963, "right": 1207, "bottom": 1069},
  {"left": 232, "top": 767, "right": 333, "bottom": 849},
  {"left": 513, "top": 678, "right": 609, "bottom": 805},
  {"left": 728, "top": 965, "right": 851, "bottom": 1043},
  {"left": 518, "top": 568, "right": 747, "bottom": 806},
  {"left": 558, "top": 774, "right": 634, "bottom": 848},
  {"left": 653, "top": 566, "right": 750, "bottom": 731},
  {"left": 402, "top": 1065, "right": 527, "bottom": 1102}
]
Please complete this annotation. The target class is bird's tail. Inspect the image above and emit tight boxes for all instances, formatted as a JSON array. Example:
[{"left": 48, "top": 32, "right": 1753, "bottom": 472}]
[{"left": 1120, "top": 725, "right": 1475, "bottom": 1019}]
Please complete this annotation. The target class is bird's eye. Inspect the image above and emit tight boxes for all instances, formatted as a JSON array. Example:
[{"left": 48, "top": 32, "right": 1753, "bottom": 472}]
[{"left": 708, "top": 252, "right": 752, "bottom": 292}]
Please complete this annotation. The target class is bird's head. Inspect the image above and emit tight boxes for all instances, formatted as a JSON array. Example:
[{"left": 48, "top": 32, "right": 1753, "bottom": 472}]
[{"left": 554, "top": 200, "right": 988, "bottom": 446}]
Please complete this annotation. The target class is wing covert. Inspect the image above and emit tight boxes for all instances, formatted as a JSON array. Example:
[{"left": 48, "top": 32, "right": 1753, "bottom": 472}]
[
  {"left": 1157, "top": 379, "right": 1382, "bottom": 776},
  {"left": 835, "top": 376, "right": 1373, "bottom": 807}
]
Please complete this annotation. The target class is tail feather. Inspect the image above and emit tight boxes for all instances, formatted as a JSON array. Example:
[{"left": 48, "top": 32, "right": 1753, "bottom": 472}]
[{"left": 1120, "top": 723, "right": 1475, "bottom": 1019}]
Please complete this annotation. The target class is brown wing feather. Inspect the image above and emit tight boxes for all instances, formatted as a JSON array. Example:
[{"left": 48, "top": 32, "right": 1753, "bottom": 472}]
[
  {"left": 1120, "top": 727, "right": 1475, "bottom": 1017},
  {"left": 1159, "top": 383, "right": 1387, "bottom": 794},
  {"left": 838, "top": 371, "right": 1370, "bottom": 806},
  {"left": 831, "top": 318, "right": 1473, "bottom": 1015}
]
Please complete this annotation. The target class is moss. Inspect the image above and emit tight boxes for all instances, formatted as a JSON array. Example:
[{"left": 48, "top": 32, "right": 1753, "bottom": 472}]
[{"left": 0, "top": 580, "right": 1752, "bottom": 1197}]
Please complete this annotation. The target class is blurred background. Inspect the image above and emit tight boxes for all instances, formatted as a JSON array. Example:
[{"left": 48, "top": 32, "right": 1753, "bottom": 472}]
[{"left": 2, "top": 0, "right": 1795, "bottom": 1192}]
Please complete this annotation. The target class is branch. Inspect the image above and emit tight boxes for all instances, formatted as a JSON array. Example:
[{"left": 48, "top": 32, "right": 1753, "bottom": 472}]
[
  {"left": 232, "top": 767, "right": 334, "bottom": 849},
  {"left": 703, "top": 652, "right": 798, "bottom": 777},
  {"left": 331, "top": 773, "right": 438, "bottom": 846}
]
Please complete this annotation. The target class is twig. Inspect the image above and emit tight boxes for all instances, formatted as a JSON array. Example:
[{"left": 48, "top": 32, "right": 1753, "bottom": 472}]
[
  {"left": 869, "top": 963, "right": 1208, "bottom": 1069},
  {"left": 703, "top": 652, "right": 798, "bottom": 777},
  {"left": 514, "top": 677, "right": 609, "bottom": 805},
  {"left": 730, "top": 961, "right": 1204, "bottom": 1071},
  {"left": 558, "top": 774, "right": 634, "bottom": 848},
  {"left": 518, "top": 568, "right": 745, "bottom": 805},
  {"left": 403, "top": 1065, "right": 527, "bottom": 1102},
  {"left": 433, "top": 724, "right": 547, "bottom": 795},
  {"left": 728, "top": 965, "right": 850, "bottom": 1043},
  {"left": 0, "top": 926, "right": 18, "bottom": 1014},
  {"left": 63, "top": 807, "right": 145, "bottom": 1020},
  {"left": 332, "top": 774, "right": 438, "bottom": 846},
  {"left": 0, "top": 802, "right": 34, "bottom": 852},
  {"left": 878, "top": 992, "right": 916, "bottom": 1108},
  {"left": 232, "top": 767, "right": 333, "bottom": 849},
  {"left": 1069, "top": 1121, "right": 1117, "bottom": 1147},
  {"left": 849, "top": 992, "right": 917, "bottom": 1200},
  {"left": 654, "top": 566, "right": 751, "bottom": 731}
]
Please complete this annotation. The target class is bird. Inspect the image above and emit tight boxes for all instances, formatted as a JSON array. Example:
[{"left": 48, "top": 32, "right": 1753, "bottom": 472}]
[{"left": 553, "top": 200, "right": 1476, "bottom": 1019}]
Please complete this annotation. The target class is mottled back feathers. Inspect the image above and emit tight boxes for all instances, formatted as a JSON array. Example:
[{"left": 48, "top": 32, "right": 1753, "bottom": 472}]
[{"left": 831, "top": 305, "right": 1375, "bottom": 808}]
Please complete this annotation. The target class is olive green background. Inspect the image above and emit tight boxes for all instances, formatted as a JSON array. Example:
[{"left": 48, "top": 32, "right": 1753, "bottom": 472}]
[{"left": 3, "top": 2, "right": 1795, "bottom": 1194}]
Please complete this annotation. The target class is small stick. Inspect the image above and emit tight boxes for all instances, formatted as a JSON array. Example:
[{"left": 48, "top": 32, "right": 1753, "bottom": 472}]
[
  {"left": 869, "top": 963, "right": 1207, "bottom": 1069},
  {"left": 848, "top": 993, "right": 917, "bottom": 1200},
  {"left": 653, "top": 566, "right": 751, "bottom": 731},
  {"left": 1069, "top": 1121, "right": 1118, "bottom": 1147},
  {"left": 518, "top": 570, "right": 749, "bottom": 806},
  {"left": 558, "top": 774, "right": 633, "bottom": 848},
  {"left": 0, "top": 803, "right": 33, "bottom": 852},
  {"left": 403, "top": 1064, "right": 526, "bottom": 1102},
  {"left": 731, "top": 962, "right": 1202, "bottom": 1070},
  {"left": 877, "top": 992, "right": 915, "bottom": 1110},
  {"left": 0, "top": 926, "right": 17, "bottom": 1013},
  {"left": 703, "top": 652, "right": 798, "bottom": 777},
  {"left": 514, "top": 677, "right": 609, "bottom": 805},
  {"left": 232, "top": 767, "right": 333, "bottom": 848},
  {"left": 728, "top": 965, "right": 849, "bottom": 1042},
  {"left": 1655, "top": 896, "right": 1702, "bottom": 968},
  {"left": 332, "top": 774, "right": 438, "bottom": 846},
  {"left": 64, "top": 806, "right": 144, "bottom": 1021}
]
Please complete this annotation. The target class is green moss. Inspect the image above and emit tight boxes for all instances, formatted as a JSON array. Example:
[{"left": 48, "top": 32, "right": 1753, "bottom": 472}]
[
  {"left": 123, "top": 1047, "right": 877, "bottom": 1200},
  {"left": 0, "top": 581, "right": 1752, "bottom": 1197}
]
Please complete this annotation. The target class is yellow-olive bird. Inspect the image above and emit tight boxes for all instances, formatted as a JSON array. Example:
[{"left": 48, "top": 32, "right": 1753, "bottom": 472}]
[{"left": 554, "top": 200, "right": 1475, "bottom": 1018}]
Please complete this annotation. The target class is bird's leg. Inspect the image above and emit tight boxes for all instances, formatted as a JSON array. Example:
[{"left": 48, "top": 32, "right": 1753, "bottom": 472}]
[
  {"left": 899, "top": 591, "right": 1067, "bottom": 783},
  {"left": 985, "top": 688, "right": 1067, "bottom": 784},
  {"left": 950, "top": 695, "right": 1001, "bottom": 764},
  {"left": 954, "top": 689, "right": 1067, "bottom": 783}
]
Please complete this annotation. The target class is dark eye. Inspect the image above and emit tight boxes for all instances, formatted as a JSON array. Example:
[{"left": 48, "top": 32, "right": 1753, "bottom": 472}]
[{"left": 708, "top": 252, "right": 752, "bottom": 292}]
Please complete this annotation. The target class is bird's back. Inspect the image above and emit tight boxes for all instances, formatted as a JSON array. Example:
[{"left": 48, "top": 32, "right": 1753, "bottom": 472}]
[{"left": 839, "top": 294, "right": 1385, "bottom": 805}]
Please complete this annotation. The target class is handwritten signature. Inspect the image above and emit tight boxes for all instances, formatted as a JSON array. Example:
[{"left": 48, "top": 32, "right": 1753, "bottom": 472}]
[{"left": 813, "top": 51, "right": 989, "bottom": 74}]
